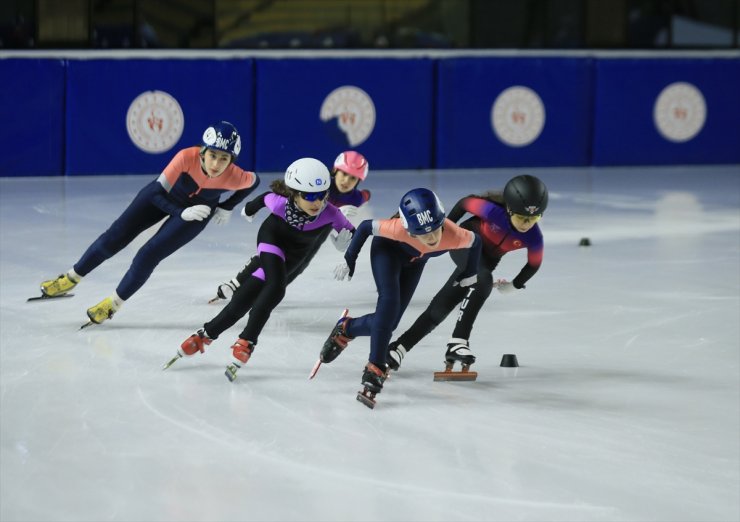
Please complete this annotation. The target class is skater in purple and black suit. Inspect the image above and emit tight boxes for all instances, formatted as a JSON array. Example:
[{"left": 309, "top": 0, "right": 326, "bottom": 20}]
[
  {"left": 386, "top": 175, "right": 547, "bottom": 372},
  {"left": 165, "top": 158, "right": 355, "bottom": 382},
  {"left": 209, "top": 150, "right": 371, "bottom": 302}
]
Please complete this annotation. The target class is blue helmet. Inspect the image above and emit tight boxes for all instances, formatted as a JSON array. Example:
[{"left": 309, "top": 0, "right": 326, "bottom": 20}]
[
  {"left": 399, "top": 188, "right": 446, "bottom": 235},
  {"left": 201, "top": 121, "right": 241, "bottom": 159}
]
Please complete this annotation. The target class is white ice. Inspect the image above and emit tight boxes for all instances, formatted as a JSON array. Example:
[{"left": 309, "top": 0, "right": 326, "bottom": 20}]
[{"left": 1, "top": 166, "right": 739, "bottom": 522}]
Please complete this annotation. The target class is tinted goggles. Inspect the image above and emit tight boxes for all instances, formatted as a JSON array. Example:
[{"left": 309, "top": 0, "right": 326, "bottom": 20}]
[
  {"left": 299, "top": 190, "right": 328, "bottom": 202},
  {"left": 510, "top": 213, "right": 542, "bottom": 226}
]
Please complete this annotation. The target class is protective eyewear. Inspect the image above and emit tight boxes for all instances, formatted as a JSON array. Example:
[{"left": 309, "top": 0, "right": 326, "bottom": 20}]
[
  {"left": 510, "top": 213, "right": 542, "bottom": 226},
  {"left": 299, "top": 190, "right": 328, "bottom": 202}
]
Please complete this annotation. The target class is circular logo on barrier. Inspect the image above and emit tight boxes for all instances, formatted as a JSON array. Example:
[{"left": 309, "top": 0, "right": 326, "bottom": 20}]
[
  {"left": 491, "top": 86, "right": 545, "bottom": 147},
  {"left": 320, "top": 86, "right": 376, "bottom": 146},
  {"left": 653, "top": 82, "right": 706, "bottom": 142},
  {"left": 126, "top": 90, "right": 184, "bottom": 153}
]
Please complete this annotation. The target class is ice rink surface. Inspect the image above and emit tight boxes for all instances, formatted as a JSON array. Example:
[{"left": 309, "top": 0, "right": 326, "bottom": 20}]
[{"left": 1, "top": 165, "right": 738, "bottom": 522}]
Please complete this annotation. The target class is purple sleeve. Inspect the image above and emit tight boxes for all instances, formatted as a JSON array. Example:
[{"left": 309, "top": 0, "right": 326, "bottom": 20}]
[{"left": 264, "top": 193, "right": 287, "bottom": 218}]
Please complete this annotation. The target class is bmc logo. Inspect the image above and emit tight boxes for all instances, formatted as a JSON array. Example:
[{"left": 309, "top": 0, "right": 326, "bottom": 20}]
[{"left": 416, "top": 210, "right": 433, "bottom": 226}]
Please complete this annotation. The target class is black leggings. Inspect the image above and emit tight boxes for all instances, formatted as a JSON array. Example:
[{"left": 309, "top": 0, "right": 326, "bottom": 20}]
[
  {"left": 204, "top": 250, "right": 293, "bottom": 345},
  {"left": 234, "top": 227, "right": 331, "bottom": 287},
  {"left": 395, "top": 250, "right": 499, "bottom": 351}
]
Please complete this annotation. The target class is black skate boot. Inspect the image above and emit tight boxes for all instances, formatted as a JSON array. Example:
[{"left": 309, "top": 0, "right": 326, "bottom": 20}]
[
  {"left": 386, "top": 341, "right": 409, "bottom": 372},
  {"left": 434, "top": 338, "right": 478, "bottom": 382},
  {"left": 320, "top": 309, "right": 354, "bottom": 363},
  {"left": 356, "top": 363, "right": 388, "bottom": 409}
]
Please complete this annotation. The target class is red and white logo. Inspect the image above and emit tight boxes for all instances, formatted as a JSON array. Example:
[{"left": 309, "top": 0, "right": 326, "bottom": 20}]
[
  {"left": 320, "top": 86, "right": 376, "bottom": 146},
  {"left": 491, "top": 86, "right": 546, "bottom": 147},
  {"left": 126, "top": 90, "right": 184, "bottom": 153},
  {"left": 653, "top": 82, "right": 706, "bottom": 143}
]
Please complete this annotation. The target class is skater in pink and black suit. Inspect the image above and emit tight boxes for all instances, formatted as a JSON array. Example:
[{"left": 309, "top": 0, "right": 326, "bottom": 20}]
[
  {"left": 386, "top": 175, "right": 547, "bottom": 372},
  {"left": 319, "top": 188, "right": 482, "bottom": 405},
  {"left": 166, "top": 158, "right": 355, "bottom": 382}
]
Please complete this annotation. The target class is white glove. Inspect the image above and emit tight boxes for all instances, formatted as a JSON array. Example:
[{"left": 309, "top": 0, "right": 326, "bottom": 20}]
[
  {"left": 211, "top": 207, "right": 232, "bottom": 225},
  {"left": 495, "top": 278, "right": 517, "bottom": 294},
  {"left": 181, "top": 204, "right": 212, "bottom": 222},
  {"left": 339, "top": 205, "right": 358, "bottom": 218},
  {"left": 333, "top": 262, "right": 352, "bottom": 281},
  {"left": 330, "top": 229, "right": 353, "bottom": 252},
  {"left": 456, "top": 274, "right": 478, "bottom": 288},
  {"left": 240, "top": 206, "right": 254, "bottom": 222}
]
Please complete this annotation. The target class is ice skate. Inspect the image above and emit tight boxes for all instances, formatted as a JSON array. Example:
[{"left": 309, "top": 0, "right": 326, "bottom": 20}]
[
  {"left": 310, "top": 309, "right": 353, "bottom": 379},
  {"left": 387, "top": 341, "right": 408, "bottom": 371},
  {"left": 320, "top": 309, "right": 353, "bottom": 363},
  {"left": 80, "top": 297, "right": 118, "bottom": 329},
  {"left": 225, "top": 338, "right": 254, "bottom": 382},
  {"left": 356, "top": 362, "right": 388, "bottom": 409},
  {"left": 162, "top": 328, "right": 213, "bottom": 370},
  {"left": 208, "top": 279, "right": 239, "bottom": 304},
  {"left": 33, "top": 274, "right": 78, "bottom": 301},
  {"left": 433, "top": 338, "right": 478, "bottom": 382}
]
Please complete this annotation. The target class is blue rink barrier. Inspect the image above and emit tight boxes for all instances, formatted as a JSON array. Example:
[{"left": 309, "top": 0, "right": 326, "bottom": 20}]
[
  {"left": 0, "top": 59, "right": 65, "bottom": 177},
  {"left": 592, "top": 57, "right": 740, "bottom": 165},
  {"left": 64, "top": 59, "right": 255, "bottom": 175},
  {"left": 435, "top": 57, "right": 593, "bottom": 168},
  {"left": 0, "top": 52, "right": 738, "bottom": 177},
  {"left": 254, "top": 58, "right": 434, "bottom": 171}
]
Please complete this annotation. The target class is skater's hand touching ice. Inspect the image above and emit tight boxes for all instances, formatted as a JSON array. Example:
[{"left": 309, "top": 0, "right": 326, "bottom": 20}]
[
  {"left": 330, "top": 228, "right": 353, "bottom": 252},
  {"left": 181, "top": 204, "right": 212, "bottom": 222},
  {"left": 495, "top": 278, "right": 516, "bottom": 294}
]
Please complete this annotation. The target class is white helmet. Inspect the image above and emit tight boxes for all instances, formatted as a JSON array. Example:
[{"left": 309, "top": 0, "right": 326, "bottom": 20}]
[{"left": 284, "top": 158, "right": 330, "bottom": 193}]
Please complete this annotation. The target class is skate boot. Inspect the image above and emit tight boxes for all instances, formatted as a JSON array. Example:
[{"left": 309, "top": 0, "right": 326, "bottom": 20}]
[
  {"left": 162, "top": 329, "right": 213, "bottom": 369},
  {"left": 356, "top": 362, "right": 388, "bottom": 409},
  {"left": 82, "top": 297, "right": 119, "bottom": 327},
  {"left": 387, "top": 341, "right": 408, "bottom": 371},
  {"left": 320, "top": 309, "right": 354, "bottom": 363},
  {"left": 40, "top": 273, "right": 78, "bottom": 297},
  {"left": 434, "top": 338, "right": 478, "bottom": 382},
  {"left": 225, "top": 339, "right": 254, "bottom": 382},
  {"left": 208, "top": 279, "right": 239, "bottom": 304}
]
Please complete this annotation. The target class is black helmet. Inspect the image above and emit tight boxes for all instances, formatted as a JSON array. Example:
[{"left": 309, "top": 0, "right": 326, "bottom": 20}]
[{"left": 504, "top": 175, "right": 548, "bottom": 216}]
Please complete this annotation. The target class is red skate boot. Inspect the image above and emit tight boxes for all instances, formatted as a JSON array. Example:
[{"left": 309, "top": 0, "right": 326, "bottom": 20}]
[
  {"left": 225, "top": 338, "right": 254, "bottom": 382},
  {"left": 162, "top": 328, "right": 213, "bottom": 370}
]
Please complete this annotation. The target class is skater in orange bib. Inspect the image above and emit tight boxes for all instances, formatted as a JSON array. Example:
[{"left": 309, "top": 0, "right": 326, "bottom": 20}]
[{"left": 316, "top": 188, "right": 482, "bottom": 408}]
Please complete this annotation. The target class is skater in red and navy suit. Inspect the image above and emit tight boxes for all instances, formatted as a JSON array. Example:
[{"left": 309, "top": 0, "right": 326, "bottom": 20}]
[
  {"left": 209, "top": 150, "right": 371, "bottom": 302},
  {"left": 318, "top": 188, "right": 482, "bottom": 405},
  {"left": 386, "top": 175, "right": 548, "bottom": 372},
  {"left": 168, "top": 158, "right": 355, "bottom": 382},
  {"left": 38, "top": 121, "right": 259, "bottom": 326}
]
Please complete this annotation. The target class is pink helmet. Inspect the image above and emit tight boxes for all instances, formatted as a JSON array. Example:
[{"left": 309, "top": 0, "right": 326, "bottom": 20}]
[{"left": 333, "top": 151, "right": 369, "bottom": 181}]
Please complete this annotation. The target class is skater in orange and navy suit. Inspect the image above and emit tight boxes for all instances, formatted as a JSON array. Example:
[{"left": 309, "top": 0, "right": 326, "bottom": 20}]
[
  {"left": 386, "top": 175, "right": 548, "bottom": 373},
  {"left": 37, "top": 121, "right": 259, "bottom": 326},
  {"left": 317, "top": 188, "right": 482, "bottom": 407}
]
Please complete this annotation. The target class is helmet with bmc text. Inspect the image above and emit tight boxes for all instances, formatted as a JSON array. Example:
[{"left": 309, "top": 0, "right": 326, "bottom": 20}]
[
  {"left": 333, "top": 151, "right": 369, "bottom": 181},
  {"left": 284, "top": 158, "right": 331, "bottom": 192},
  {"left": 201, "top": 121, "right": 241, "bottom": 159},
  {"left": 398, "top": 188, "right": 446, "bottom": 235},
  {"left": 504, "top": 175, "right": 548, "bottom": 215}
]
